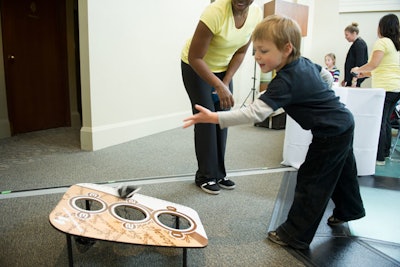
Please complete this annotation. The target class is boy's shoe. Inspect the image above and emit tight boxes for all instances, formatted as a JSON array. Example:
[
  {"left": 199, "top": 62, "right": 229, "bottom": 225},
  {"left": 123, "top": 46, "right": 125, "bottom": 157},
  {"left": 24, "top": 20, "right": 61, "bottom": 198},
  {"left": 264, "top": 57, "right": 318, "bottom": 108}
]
[
  {"left": 327, "top": 215, "right": 345, "bottom": 226},
  {"left": 218, "top": 177, "right": 236, "bottom": 189},
  {"left": 267, "top": 231, "right": 288, "bottom": 246},
  {"left": 376, "top": 160, "right": 385, "bottom": 166},
  {"left": 200, "top": 181, "right": 220, "bottom": 195}
]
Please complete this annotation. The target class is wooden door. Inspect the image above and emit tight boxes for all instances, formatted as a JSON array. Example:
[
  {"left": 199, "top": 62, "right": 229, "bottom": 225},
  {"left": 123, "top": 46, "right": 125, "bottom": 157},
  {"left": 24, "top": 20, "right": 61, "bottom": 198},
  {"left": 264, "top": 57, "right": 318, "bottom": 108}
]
[{"left": 1, "top": 0, "right": 70, "bottom": 135}]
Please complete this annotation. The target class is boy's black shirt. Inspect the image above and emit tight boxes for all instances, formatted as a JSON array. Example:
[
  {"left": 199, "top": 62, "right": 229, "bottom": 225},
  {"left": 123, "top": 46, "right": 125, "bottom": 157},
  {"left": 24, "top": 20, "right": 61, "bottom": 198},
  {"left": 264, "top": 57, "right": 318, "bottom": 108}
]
[{"left": 259, "top": 57, "right": 354, "bottom": 138}]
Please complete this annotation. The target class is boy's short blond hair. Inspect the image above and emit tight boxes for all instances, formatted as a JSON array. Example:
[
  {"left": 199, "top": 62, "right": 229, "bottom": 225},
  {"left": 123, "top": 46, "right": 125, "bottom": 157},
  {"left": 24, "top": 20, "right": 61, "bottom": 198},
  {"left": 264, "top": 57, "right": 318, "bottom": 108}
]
[{"left": 252, "top": 15, "right": 301, "bottom": 63}]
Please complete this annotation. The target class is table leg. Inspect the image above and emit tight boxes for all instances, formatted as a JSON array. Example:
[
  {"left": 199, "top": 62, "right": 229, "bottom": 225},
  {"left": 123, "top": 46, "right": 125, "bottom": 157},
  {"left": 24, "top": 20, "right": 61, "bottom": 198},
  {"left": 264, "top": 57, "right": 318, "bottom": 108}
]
[
  {"left": 175, "top": 216, "right": 180, "bottom": 229},
  {"left": 175, "top": 215, "right": 187, "bottom": 267},
  {"left": 183, "top": 248, "right": 187, "bottom": 267},
  {"left": 66, "top": 234, "right": 74, "bottom": 267}
]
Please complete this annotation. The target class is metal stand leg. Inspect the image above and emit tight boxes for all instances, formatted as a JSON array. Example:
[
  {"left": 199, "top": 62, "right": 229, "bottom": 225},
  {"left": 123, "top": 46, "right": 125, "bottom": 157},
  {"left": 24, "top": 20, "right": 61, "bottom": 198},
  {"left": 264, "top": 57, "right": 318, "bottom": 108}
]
[
  {"left": 183, "top": 248, "right": 187, "bottom": 267},
  {"left": 66, "top": 234, "right": 74, "bottom": 267},
  {"left": 174, "top": 216, "right": 187, "bottom": 267},
  {"left": 240, "top": 59, "right": 257, "bottom": 108}
]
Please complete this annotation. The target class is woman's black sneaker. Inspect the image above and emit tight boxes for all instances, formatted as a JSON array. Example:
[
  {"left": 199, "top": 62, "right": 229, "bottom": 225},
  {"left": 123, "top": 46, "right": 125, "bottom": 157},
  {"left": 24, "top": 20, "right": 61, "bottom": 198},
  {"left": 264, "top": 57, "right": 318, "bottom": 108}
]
[
  {"left": 200, "top": 181, "right": 220, "bottom": 195},
  {"left": 218, "top": 177, "right": 235, "bottom": 189}
]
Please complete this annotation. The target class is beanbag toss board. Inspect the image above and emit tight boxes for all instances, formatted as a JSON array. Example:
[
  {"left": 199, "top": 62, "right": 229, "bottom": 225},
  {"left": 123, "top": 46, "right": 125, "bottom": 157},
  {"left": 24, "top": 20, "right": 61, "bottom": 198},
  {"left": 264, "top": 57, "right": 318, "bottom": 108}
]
[{"left": 49, "top": 183, "right": 208, "bottom": 266}]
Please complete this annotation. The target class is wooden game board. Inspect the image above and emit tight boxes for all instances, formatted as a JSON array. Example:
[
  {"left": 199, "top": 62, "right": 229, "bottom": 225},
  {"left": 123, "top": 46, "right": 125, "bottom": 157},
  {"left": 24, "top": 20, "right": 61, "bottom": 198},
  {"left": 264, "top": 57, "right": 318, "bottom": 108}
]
[{"left": 49, "top": 183, "right": 208, "bottom": 266}]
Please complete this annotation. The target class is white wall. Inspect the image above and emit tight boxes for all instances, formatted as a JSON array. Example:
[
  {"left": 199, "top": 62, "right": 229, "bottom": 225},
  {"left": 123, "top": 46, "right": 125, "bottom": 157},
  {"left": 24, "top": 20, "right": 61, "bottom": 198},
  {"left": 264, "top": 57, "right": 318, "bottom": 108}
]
[
  {"left": 78, "top": 0, "right": 209, "bottom": 150},
  {"left": 309, "top": 1, "right": 400, "bottom": 88},
  {"left": 0, "top": 0, "right": 398, "bottom": 150}
]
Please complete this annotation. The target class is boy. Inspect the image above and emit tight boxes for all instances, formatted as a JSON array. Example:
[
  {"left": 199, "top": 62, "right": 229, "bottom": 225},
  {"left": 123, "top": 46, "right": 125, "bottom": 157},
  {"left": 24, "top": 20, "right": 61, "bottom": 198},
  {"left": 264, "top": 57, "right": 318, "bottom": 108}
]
[{"left": 183, "top": 15, "right": 365, "bottom": 249}]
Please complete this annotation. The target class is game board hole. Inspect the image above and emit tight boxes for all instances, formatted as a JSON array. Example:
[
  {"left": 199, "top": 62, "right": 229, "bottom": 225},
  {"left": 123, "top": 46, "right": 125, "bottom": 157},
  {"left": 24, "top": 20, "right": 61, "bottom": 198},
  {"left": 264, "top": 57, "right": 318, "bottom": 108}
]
[
  {"left": 157, "top": 212, "right": 191, "bottom": 230},
  {"left": 113, "top": 205, "right": 148, "bottom": 222},
  {"left": 73, "top": 198, "right": 105, "bottom": 212}
]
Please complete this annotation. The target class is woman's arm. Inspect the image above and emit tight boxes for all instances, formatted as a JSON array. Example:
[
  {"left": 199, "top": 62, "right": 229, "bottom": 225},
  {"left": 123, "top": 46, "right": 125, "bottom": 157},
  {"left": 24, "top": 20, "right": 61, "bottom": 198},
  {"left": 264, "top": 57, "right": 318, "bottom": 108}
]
[
  {"left": 351, "top": 50, "right": 384, "bottom": 78},
  {"left": 188, "top": 21, "right": 234, "bottom": 109}
]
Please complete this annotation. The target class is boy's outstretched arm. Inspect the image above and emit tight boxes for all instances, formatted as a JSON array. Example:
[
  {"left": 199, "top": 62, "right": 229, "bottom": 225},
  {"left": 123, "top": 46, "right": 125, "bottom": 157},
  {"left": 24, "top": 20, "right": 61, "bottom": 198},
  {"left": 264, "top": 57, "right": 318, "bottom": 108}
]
[
  {"left": 183, "top": 104, "right": 218, "bottom": 128},
  {"left": 183, "top": 100, "right": 274, "bottom": 129}
]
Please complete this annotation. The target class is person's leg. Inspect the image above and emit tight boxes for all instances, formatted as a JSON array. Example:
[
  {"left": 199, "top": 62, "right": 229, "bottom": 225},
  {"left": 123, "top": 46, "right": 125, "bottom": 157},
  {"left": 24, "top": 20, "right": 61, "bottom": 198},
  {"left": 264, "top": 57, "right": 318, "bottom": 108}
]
[
  {"left": 273, "top": 127, "right": 357, "bottom": 249},
  {"left": 181, "top": 62, "right": 231, "bottom": 193},
  {"left": 330, "top": 134, "right": 365, "bottom": 222},
  {"left": 377, "top": 93, "right": 390, "bottom": 161},
  {"left": 385, "top": 93, "right": 400, "bottom": 156},
  {"left": 214, "top": 105, "right": 236, "bottom": 189},
  {"left": 212, "top": 73, "right": 230, "bottom": 180},
  {"left": 212, "top": 75, "right": 235, "bottom": 188},
  {"left": 215, "top": 123, "right": 227, "bottom": 179},
  {"left": 377, "top": 92, "right": 400, "bottom": 161},
  {"left": 181, "top": 62, "right": 217, "bottom": 183}
]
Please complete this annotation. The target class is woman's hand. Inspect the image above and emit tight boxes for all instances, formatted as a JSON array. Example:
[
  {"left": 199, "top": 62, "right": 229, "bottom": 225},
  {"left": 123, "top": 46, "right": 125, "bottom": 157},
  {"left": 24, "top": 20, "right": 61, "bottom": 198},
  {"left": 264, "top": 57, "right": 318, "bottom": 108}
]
[
  {"left": 215, "top": 84, "right": 234, "bottom": 110},
  {"left": 183, "top": 104, "right": 219, "bottom": 128},
  {"left": 351, "top": 66, "right": 371, "bottom": 78},
  {"left": 350, "top": 67, "right": 359, "bottom": 76}
]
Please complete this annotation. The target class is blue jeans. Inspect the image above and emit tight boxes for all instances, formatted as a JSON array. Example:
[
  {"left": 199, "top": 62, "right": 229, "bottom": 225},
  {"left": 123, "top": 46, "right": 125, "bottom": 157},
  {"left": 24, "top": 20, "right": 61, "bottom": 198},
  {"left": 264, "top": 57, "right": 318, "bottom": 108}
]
[
  {"left": 377, "top": 91, "right": 400, "bottom": 161},
  {"left": 277, "top": 125, "right": 365, "bottom": 249}
]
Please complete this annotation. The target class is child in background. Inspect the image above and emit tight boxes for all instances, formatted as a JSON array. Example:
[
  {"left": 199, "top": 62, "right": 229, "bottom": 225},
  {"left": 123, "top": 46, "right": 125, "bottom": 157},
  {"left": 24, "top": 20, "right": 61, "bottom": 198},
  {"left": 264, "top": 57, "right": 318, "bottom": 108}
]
[
  {"left": 183, "top": 15, "right": 365, "bottom": 250},
  {"left": 325, "top": 53, "right": 340, "bottom": 83}
]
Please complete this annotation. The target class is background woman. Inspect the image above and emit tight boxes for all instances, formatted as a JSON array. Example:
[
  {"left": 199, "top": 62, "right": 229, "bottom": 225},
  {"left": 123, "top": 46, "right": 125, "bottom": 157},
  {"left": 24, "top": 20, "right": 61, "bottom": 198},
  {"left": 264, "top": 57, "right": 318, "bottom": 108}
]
[
  {"left": 342, "top": 22, "right": 368, "bottom": 87},
  {"left": 352, "top": 14, "right": 400, "bottom": 165}
]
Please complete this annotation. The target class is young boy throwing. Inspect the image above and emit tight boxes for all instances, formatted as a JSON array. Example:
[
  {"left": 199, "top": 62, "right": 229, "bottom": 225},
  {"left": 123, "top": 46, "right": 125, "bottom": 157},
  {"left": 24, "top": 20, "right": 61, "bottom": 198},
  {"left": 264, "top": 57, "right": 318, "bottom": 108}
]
[{"left": 183, "top": 15, "right": 365, "bottom": 249}]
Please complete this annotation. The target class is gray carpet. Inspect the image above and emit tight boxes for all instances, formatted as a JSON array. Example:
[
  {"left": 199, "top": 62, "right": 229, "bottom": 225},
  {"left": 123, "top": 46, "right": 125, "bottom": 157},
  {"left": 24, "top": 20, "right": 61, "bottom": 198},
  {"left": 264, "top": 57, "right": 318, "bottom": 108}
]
[
  {"left": 0, "top": 174, "right": 304, "bottom": 267},
  {"left": 0, "top": 124, "right": 306, "bottom": 266},
  {"left": 0, "top": 125, "right": 284, "bottom": 192}
]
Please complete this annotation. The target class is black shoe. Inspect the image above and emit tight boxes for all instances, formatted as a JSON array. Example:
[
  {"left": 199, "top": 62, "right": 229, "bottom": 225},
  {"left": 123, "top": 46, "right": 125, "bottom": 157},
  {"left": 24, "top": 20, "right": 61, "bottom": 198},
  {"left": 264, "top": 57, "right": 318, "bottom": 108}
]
[
  {"left": 218, "top": 177, "right": 235, "bottom": 189},
  {"left": 376, "top": 160, "right": 386, "bottom": 166},
  {"left": 327, "top": 215, "right": 345, "bottom": 226},
  {"left": 267, "top": 231, "right": 287, "bottom": 246},
  {"left": 200, "top": 181, "right": 220, "bottom": 195}
]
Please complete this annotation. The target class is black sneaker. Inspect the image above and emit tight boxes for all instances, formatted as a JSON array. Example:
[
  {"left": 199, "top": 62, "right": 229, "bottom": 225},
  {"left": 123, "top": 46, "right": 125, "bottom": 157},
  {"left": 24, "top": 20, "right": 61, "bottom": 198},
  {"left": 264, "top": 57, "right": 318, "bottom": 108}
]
[
  {"left": 218, "top": 177, "right": 235, "bottom": 189},
  {"left": 200, "top": 181, "right": 220, "bottom": 195},
  {"left": 327, "top": 215, "right": 345, "bottom": 226},
  {"left": 267, "top": 231, "right": 288, "bottom": 246}
]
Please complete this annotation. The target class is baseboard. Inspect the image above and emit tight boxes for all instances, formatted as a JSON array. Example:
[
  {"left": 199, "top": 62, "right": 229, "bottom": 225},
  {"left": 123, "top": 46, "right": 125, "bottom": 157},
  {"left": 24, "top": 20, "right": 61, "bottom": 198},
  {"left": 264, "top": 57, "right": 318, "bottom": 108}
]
[{"left": 80, "top": 111, "right": 191, "bottom": 151}]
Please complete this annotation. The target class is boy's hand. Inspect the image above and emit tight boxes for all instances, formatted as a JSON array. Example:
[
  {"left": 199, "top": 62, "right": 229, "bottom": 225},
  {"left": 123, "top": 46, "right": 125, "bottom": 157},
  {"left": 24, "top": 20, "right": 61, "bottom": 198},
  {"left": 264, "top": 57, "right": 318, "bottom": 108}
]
[{"left": 183, "top": 104, "right": 219, "bottom": 128}]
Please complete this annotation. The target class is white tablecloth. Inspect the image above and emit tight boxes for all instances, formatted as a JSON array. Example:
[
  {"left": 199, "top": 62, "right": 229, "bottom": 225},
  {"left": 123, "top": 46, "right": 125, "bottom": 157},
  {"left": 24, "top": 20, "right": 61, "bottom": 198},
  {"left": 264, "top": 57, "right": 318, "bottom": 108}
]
[{"left": 282, "top": 87, "right": 385, "bottom": 176}]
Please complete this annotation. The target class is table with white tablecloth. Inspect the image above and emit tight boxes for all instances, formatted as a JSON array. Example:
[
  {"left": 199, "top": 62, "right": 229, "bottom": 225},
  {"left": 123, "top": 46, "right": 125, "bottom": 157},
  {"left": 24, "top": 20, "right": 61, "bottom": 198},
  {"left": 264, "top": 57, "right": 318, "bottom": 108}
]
[{"left": 282, "top": 87, "right": 385, "bottom": 176}]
